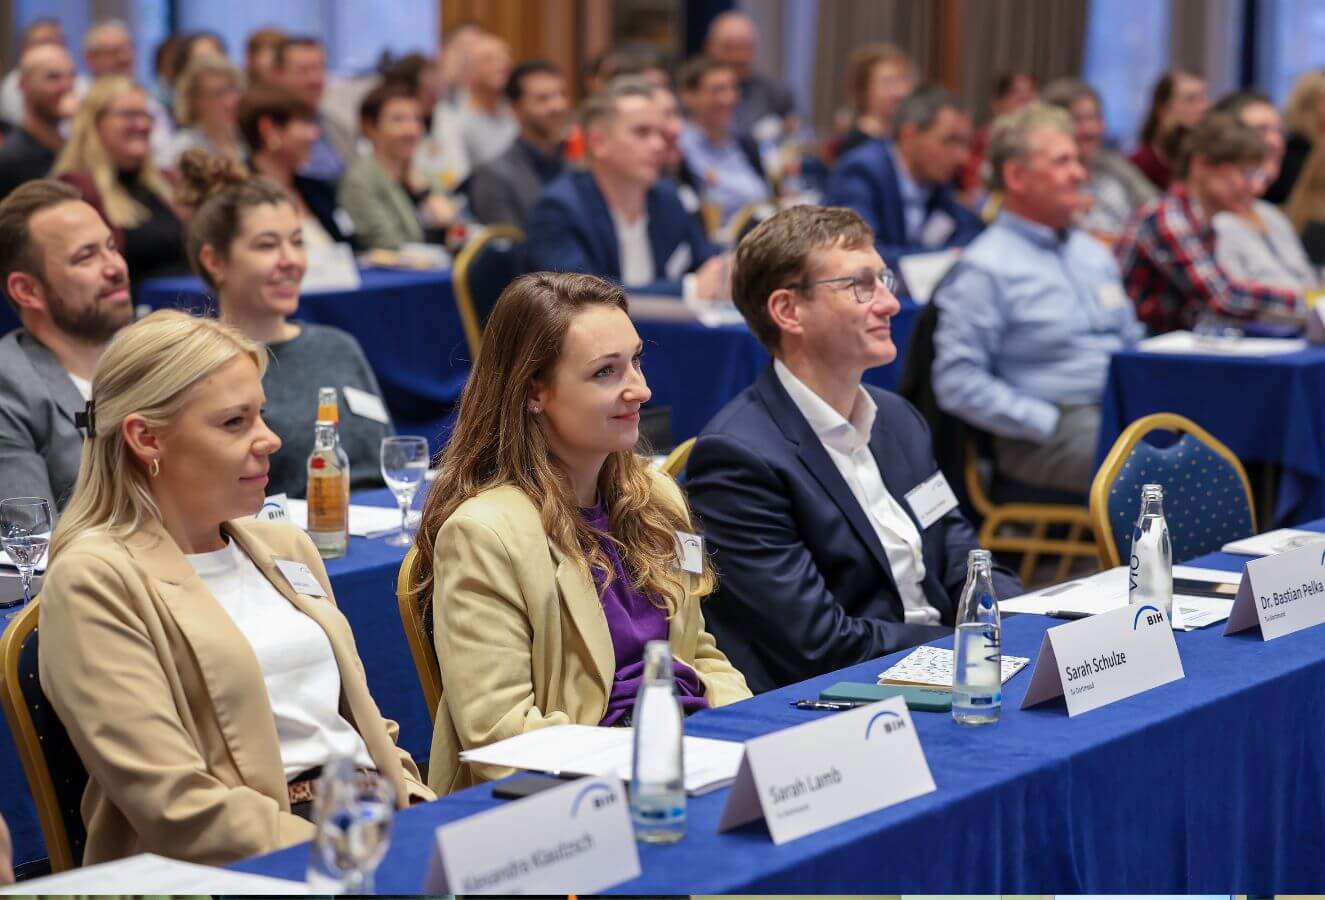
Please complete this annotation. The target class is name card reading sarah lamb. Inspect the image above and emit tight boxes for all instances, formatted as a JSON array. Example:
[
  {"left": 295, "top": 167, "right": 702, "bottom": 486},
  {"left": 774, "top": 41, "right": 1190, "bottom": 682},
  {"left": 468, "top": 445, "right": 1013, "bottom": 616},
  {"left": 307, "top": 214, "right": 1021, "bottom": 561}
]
[
  {"left": 422, "top": 777, "right": 639, "bottom": 895},
  {"left": 1021, "top": 603, "right": 1184, "bottom": 716},
  {"left": 1224, "top": 539, "right": 1325, "bottom": 640},
  {"left": 717, "top": 695, "right": 935, "bottom": 845}
]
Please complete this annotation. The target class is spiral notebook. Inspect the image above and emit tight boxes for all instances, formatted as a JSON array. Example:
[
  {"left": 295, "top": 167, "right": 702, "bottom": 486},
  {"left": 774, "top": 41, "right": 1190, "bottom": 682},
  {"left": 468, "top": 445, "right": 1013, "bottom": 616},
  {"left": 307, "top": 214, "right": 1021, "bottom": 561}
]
[{"left": 878, "top": 645, "right": 1030, "bottom": 689}]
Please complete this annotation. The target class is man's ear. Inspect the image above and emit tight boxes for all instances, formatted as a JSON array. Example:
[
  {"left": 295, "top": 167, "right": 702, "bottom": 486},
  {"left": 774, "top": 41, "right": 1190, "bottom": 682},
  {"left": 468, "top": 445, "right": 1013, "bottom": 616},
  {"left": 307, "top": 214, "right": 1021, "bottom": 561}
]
[
  {"left": 767, "top": 287, "right": 803, "bottom": 339},
  {"left": 4, "top": 271, "right": 45, "bottom": 315}
]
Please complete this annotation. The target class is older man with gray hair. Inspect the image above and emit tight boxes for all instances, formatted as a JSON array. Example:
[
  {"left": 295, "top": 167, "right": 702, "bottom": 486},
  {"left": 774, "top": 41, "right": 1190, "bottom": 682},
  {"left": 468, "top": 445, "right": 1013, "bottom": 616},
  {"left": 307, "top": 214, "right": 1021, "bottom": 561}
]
[{"left": 932, "top": 103, "right": 1144, "bottom": 495}]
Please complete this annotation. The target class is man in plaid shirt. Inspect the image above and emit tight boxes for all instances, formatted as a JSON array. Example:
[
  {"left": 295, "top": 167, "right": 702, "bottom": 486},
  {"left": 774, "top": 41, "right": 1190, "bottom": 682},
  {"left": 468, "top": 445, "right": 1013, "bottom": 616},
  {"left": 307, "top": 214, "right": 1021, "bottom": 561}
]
[{"left": 1116, "top": 111, "right": 1301, "bottom": 334}]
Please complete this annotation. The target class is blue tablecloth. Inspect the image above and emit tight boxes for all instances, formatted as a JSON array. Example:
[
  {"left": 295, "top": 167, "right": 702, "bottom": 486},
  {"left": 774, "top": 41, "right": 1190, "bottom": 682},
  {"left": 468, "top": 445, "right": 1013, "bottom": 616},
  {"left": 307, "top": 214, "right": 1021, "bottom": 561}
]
[
  {"left": 0, "top": 489, "right": 425, "bottom": 874},
  {"left": 636, "top": 300, "right": 921, "bottom": 443},
  {"left": 1098, "top": 344, "right": 1325, "bottom": 525},
  {"left": 137, "top": 269, "right": 469, "bottom": 434},
  {"left": 233, "top": 525, "right": 1325, "bottom": 893}
]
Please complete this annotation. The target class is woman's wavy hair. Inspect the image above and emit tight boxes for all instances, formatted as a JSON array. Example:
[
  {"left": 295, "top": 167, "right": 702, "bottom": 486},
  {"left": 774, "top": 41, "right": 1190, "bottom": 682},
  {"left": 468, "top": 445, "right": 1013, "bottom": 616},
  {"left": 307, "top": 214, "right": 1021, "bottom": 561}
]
[
  {"left": 52, "top": 75, "right": 175, "bottom": 228},
  {"left": 412, "top": 272, "right": 714, "bottom": 635},
  {"left": 49, "top": 310, "right": 266, "bottom": 561}
]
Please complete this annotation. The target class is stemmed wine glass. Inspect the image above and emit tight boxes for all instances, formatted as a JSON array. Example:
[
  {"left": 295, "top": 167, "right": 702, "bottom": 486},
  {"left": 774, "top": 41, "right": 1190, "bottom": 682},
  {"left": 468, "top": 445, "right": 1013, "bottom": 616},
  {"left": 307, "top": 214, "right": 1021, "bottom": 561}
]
[
  {"left": 1, "top": 497, "right": 52, "bottom": 611},
  {"left": 306, "top": 758, "right": 396, "bottom": 894},
  {"left": 379, "top": 436, "right": 429, "bottom": 547}
]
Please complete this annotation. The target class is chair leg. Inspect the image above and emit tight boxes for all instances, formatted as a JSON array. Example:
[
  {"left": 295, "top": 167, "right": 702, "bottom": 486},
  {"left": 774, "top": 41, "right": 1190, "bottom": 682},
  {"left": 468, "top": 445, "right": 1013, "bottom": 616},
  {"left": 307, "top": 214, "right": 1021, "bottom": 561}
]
[
  {"left": 1019, "top": 520, "right": 1048, "bottom": 584},
  {"left": 1054, "top": 522, "right": 1084, "bottom": 583}
]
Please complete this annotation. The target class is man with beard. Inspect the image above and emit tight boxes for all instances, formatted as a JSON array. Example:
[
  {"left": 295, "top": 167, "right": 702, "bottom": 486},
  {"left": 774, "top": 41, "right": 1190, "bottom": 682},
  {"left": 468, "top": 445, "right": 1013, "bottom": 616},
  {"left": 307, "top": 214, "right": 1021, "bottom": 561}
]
[
  {"left": 0, "top": 43, "right": 77, "bottom": 200},
  {"left": 0, "top": 180, "right": 133, "bottom": 510}
]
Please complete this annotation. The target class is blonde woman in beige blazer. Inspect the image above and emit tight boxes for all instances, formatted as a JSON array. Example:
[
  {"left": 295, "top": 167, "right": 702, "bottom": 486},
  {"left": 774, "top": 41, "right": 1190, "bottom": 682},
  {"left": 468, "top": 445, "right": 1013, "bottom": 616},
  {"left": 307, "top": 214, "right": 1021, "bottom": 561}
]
[
  {"left": 414, "top": 273, "right": 751, "bottom": 795},
  {"left": 39, "top": 310, "right": 431, "bottom": 866}
]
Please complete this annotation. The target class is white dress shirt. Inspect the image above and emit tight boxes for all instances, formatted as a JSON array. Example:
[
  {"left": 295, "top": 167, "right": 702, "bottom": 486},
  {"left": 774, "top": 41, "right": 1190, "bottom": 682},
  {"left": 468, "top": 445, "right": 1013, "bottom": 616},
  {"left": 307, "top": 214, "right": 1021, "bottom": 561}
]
[
  {"left": 186, "top": 539, "right": 375, "bottom": 780},
  {"left": 774, "top": 360, "right": 940, "bottom": 624},
  {"left": 613, "top": 210, "right": 655, "bottom": 287}
]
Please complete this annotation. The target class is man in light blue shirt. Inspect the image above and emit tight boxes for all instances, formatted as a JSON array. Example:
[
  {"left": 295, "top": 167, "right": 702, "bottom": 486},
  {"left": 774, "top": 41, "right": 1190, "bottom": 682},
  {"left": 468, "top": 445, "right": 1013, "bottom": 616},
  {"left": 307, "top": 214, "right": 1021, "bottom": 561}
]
[
  {"left": 933, "top": 104, "right": 1143, "bottom": 495},
  {"left": 677, "top": 56, "right": 769, "bottom": 228}
]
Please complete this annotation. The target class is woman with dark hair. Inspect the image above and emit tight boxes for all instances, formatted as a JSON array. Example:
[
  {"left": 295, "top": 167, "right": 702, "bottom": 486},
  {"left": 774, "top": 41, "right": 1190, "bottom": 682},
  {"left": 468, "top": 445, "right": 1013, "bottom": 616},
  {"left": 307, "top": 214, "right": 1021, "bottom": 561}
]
[
  {"left": 1130, "top": 69, "right": 1210, "bottom": 190},
  {"left": 413, "top": 271, "right": 750, "bottom": 794}
]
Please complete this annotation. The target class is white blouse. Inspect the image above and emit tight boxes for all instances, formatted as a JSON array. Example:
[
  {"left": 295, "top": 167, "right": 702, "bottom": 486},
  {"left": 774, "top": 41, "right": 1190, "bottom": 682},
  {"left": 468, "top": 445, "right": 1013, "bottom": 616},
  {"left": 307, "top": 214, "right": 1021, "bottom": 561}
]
[
  {"left": 186, "top": 540, "right": 374, "bottom": 780},
  {"left": 1213, "top": 201, "right": 1316, "bottom": 293}
]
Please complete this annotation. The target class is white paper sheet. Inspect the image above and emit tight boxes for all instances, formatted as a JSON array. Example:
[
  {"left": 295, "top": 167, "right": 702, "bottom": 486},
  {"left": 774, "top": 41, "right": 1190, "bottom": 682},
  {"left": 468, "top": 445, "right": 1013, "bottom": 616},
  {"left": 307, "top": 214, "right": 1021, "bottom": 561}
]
[
  {"left": 1138, "top": 330, "right": 1307, "bottom": 356},
  {"left": 1001, "top": 565, "right": 1239, "bottom": 630},
  {"left": 285, "top": 499, "right": 419, "bottom": 538},
  {"left": 897, "top": 248, "right": 961, "bottom": 304},
  {"left": 457, "top": 724, "right": 744, "bottom": 795},
  {"left": 0, "top": 853, "right": 307, "bottom": 894},
  {"left": 1221, "top": 528, "right": 1325, "bottom": 557}
]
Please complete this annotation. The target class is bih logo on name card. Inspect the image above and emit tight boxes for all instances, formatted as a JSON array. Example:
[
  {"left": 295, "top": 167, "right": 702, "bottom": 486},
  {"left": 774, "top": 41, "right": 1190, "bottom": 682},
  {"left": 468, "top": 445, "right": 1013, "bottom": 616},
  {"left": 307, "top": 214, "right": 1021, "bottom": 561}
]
[
  {"left": 569, "top": 782, "right": 618, "bottom": 818},
  {"left": 865, "top": 709, "right": 907, "bottom": 738},
  {"left": 1134, "top": 604, "right": 1164, "bottom": 629}
]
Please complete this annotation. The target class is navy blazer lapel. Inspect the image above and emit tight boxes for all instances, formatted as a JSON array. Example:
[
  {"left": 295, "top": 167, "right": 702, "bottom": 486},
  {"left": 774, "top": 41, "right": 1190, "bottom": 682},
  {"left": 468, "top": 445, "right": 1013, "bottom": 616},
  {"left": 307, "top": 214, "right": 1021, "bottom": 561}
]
[
  {"left": 574, "top": 172, "right": 622, "bottom": 279},
  {"left": 876, "top": 142, "right": 909, "bottom": 247},
  {"left": 753, "top": 368, "right": 896, "bottom": 582},
  {"left": 644, "top": 183, "right": 672, "bottom": 273}
]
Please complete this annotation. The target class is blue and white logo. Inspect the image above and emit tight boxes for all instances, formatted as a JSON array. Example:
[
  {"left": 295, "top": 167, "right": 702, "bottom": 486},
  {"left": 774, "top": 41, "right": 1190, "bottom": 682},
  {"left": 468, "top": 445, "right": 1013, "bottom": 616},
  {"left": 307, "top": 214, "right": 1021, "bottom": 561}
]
[
  {"left": 570, "top": 782, "right": 616, "bottom": 818},
  {"left": 1133, "top": 604, "right": 1162, "bottom": 629},
  {"left": 865, "top": 709, "right": 906, "bottom": 739}
]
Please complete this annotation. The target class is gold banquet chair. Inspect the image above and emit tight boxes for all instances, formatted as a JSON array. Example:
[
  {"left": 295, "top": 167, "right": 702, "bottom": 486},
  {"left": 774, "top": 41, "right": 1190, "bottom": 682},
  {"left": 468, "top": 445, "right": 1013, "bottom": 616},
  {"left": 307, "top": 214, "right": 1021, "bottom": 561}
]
[
  {"left": 395, "top": 547, "right": 443, "bottom": 724},
  {"left": 0, "top": 600, "right": 88, "bottom": 871},
  {"left": 659, "top": 437, "right": 697, "bottom": 480},
  {"left": 452, "top": 225, "right": 525, "bottom": 359}
]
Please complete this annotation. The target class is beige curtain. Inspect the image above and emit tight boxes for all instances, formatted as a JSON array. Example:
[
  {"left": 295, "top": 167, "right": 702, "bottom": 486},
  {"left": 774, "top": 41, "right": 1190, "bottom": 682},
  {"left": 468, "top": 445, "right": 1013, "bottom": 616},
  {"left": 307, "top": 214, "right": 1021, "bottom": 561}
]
[{"left": 1169, "top": 0, "right": 1241, "bottom": 99}]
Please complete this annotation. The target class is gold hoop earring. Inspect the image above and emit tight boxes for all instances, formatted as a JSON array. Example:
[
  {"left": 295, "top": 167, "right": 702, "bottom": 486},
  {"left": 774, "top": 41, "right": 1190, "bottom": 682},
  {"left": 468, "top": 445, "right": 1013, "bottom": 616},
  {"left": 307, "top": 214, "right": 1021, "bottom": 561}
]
[{"left": 149, "top": 459, "right": 160, "bottom": 478}]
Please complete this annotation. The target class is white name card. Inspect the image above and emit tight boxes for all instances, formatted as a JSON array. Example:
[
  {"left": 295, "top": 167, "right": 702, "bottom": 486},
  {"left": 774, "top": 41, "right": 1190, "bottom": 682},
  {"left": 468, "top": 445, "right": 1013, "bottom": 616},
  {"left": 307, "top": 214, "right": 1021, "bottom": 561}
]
[
  {"left": 422, "top": 776, "right": 639, "bottom": 895},
  {"left": 255, "top": 493, "right": 290, "bottom": 522},
  {"left": 1224, "top": 540, "right": 1325, "bottom": 640},
  {"left": 717, "top": 696, "right": 935, "bottom": 845},
  {"left": 1021, "top": 602, "right": 1184, "bottom": 716}
]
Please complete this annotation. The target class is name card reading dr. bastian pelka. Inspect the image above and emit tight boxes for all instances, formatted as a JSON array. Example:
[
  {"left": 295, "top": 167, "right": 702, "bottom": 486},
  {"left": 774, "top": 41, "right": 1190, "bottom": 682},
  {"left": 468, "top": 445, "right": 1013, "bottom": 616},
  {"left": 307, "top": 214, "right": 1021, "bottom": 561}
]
[{"left": 1224, "top": 539, "right": 1325, "bottom": 640}]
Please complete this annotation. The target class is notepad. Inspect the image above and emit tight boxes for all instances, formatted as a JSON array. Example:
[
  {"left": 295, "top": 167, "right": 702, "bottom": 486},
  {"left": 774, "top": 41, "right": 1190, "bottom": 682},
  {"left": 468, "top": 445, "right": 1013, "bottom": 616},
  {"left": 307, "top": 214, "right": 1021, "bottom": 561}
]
[
  {"left": 0, "top": 854, "right": 306, "bottom": 894},
  {"left": 1221, "top": 528, "right": 1325, "bottom": 557},
  {"left": 458, "top": 724, "right": 744, "bottom": 796},
  {"left": 878, "top": 645, "right": 1029, "bottom": 688}
]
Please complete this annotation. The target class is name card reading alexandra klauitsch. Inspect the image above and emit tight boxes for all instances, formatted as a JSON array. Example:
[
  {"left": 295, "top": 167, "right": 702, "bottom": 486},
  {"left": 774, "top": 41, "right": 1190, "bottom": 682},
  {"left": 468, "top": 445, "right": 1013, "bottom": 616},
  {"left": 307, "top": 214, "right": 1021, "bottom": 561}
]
[
  {"left": 1021, "top": 602, "right": 1185, "bottom": 716},
  {"left": 422, "top": 776, "right": 640, "bottom": 895},
  {"left": 717, "top": 695, "right": 936, "bottom": 844},
  {"left": 1224, "top": 539, "right": 1325, "bottom": 640}
]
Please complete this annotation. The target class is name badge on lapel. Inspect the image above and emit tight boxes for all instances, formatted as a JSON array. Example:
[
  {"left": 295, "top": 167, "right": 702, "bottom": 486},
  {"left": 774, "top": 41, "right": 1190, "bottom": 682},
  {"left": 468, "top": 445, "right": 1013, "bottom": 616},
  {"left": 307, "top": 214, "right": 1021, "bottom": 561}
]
[
  {"left": 905, "top": 471, "right": 959, "bottom": 530},
  {"left": 675, "top": 531, "right": 704, "bottom": 574},
  {"left": 274, "top": 559, "right": 328, "bottom": 597}
]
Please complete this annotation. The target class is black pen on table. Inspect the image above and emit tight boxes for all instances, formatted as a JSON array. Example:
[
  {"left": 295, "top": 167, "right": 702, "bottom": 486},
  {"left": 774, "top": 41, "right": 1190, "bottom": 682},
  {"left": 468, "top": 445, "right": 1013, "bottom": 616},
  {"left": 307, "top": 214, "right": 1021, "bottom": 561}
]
[
  {"left": 790, "top": 699, "right": 865, "bottom": 711},
  {"left": 1045, "top": 609, "right": 1091, "bottom": 620}
]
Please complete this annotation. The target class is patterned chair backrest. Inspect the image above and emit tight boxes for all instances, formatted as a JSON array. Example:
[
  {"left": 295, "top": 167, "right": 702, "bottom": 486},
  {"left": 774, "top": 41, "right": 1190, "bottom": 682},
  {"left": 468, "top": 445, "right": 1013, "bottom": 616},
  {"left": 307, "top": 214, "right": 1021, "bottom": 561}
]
[
  {"left": 1102, "top": 431, "right": 1255, "bottom": 565},
  {"left": 468, "top": 235, "right": 523, "bottom": 336},
  {"left": 16, "top": 621, "right": 88, "bottom": 869}
]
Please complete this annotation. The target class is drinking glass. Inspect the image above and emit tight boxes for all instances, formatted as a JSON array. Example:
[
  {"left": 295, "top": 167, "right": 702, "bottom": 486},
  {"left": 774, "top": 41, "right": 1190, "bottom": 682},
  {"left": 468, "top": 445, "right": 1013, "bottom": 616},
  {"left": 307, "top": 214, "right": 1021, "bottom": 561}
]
[
  {"left": 380, "top": 436, "right": 429, "bottom": 547},
  {"left": 0, "top": 497, "right": 52, "bottom": 611},
  {"left": 307, "top": 761, "right": 396, "bottom": 894}
]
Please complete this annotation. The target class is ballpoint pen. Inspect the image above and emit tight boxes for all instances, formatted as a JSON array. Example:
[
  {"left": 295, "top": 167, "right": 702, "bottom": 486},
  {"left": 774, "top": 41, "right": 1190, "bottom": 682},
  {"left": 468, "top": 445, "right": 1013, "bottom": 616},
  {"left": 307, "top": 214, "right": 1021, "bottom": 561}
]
[
  {"left": 790, "top": 699, "right": 865, "bottom": 711},
  {"left": 1045, "top": 609, "right": 1091, "bottom": 620}
]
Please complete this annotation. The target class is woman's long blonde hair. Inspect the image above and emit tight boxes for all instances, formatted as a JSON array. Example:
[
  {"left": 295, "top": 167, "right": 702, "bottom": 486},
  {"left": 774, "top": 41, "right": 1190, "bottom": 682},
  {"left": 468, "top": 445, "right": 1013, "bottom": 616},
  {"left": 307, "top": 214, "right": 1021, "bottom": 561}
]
[
  {"left": 1285, "top": 71, "right": 1325, "bottom": 142},
  {"left": 1287, "top": 144, "right": 1325, "bottom": 232},
  {"left": 49, "top": 310, "right": 266, "bottom": 561},
  {"left": 413, "top": 272, "right": 715, "bottom": 636},
  {"left": 52, "top": 75, "right": 176, "bottom": 228}
]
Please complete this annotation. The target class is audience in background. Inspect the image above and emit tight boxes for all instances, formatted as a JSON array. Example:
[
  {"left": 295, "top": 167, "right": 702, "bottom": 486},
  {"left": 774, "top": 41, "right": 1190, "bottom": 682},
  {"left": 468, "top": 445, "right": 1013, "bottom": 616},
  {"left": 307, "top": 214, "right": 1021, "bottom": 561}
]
[
  {"left": 651, "top": 81, "right": 704, "bottom": 218},
  {"left": 0, "top": 43, "right": 76, "bottom": 200},
  {"left": 54, "top": 76, "right": 188, "bottom": 284},
  {"left": 83, "top": 19, "right": 174, "bottom": 155},
  {"left": 272, "top": 36, "right": 354, "bottom": 183},
  {"left": 1287, "top": 144, "right": 1325, "bottom": 266},
  {"left": 526, "top": 78, "right": 726, "bottom": 299},
  {"left": 39, "top": 310, "right": 431, "bottom": 865},
  {"left": 1042, "top": 78, "right": 1156, "bottom": 242},
  {"left": 826, "top": 85, "right": 982, "bottom": 270},
  {"left": 0, "top": 19, "right": 82, "bottom": 127},
  {"left": 687, "top": 205, "right": 1020, "bottom": 693},
  {"left": 379, "top": 52, "right": 468, "bottom": 193},
  {"left": 441, "top": 33, "right": 518, "bottom": 173},
  {"left": 1266, "top": 71, "right": 1325, "bottom": 206},
  {"left": 467, "top": 60, "right": 569, "bottom": 228},
  {"left": 414, "top": 272, "right": 750, "bottom": 792},
  {"left": 1210, "top": 90, "right": 1315, "bottom": 292},
  {"left": 239, "top": 85, "right": 351, "bottom": 249},
  {"left": 0, "top": 180, "right": 132, "bottom": 510},
  {"left": 156, "top": 54, "right": 244, "bottom": 169},
  {"left": 1118, "top": 112, "right": 1302, "bottom": 334},
  {"left": 1130, "top": 69, "right": 1210, "bottom": 191},
  {"left": 179, "top": 152, "right": 391, "bottom": 498},
  {"left": 933, "top": 104, "right": 1143, "bottom": 496},
  {"left": 437, "top": 22, "right": 486, "bottom": 108},
  {"left": 836, "top": 43, "right": 916, "bottom": 162},
  {"left": 149, "top": 34, "right": 184, "bottom": 113},
  {"left": 678, "top": 56, "right": 769, "bottom": 229},
  {"left": 961, "top": 70, "right": 1038, "bottom": 195},
  {"left": 245, "top": 28, "right": 287, "bottom": 90},
  {"left": 704, "top": 10, "right": 795, "bottom": 140},
  {"left": 338, "top": 83, "right": 458, "bottom": 251}
]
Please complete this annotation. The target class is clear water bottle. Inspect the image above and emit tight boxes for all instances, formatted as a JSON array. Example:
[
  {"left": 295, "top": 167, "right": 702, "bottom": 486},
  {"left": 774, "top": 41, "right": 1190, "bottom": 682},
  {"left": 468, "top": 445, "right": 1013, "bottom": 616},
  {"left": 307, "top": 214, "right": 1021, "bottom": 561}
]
[
  {"left": 952, "top": 549, "right": 1002, "bottom": 726},
  {"left": 1129, "top": 483, "right": 1173, "bottom": 621},
  {"left": 630, "top": 640, "right": 685, "bottom": 843}
]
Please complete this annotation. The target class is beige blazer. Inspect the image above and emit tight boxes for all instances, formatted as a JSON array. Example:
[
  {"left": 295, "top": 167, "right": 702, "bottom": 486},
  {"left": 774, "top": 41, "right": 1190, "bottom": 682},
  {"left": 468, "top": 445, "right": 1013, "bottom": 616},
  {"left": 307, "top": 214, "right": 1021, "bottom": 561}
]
[
  {"left": 428, "top": 471, "right": 752, "bottom": 794},
  {"left": 37, "top": 517, "right": 433, "bottom": 866}
]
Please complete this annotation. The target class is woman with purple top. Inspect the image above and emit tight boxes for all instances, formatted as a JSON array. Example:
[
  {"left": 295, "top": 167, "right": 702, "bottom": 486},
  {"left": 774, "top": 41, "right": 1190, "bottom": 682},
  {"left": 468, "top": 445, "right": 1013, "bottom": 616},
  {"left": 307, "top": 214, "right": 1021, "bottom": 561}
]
[{"left": 413, "top": 271, "right": 751, "bottom": 795}]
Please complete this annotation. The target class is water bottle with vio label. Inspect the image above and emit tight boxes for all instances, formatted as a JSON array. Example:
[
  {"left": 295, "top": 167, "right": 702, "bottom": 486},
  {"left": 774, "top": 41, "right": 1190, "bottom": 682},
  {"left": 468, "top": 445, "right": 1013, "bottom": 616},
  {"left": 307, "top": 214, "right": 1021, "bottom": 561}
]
[
  {"left": 952, "top": 549, "right": 1002, "bottom": 725},
  {"left": 1129, "top": 483, "right": 1173, "bottom": 620},
  {"left": 630, "top": 640, "right": 685, "bottom": 843}
]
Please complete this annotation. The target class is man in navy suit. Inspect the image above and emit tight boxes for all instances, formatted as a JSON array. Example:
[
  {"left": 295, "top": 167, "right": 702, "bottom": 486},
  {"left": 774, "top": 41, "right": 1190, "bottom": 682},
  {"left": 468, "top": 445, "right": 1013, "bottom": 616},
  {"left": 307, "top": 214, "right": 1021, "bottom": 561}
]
[
  {"left": 525, "top": 77, "right": 728, "bottom": 298},
  {"left": 687, "top": 205, "right": 1020, "bottom": 693},
  {"left": 825, "top": 85, "right": 984, "bottom": 272}
]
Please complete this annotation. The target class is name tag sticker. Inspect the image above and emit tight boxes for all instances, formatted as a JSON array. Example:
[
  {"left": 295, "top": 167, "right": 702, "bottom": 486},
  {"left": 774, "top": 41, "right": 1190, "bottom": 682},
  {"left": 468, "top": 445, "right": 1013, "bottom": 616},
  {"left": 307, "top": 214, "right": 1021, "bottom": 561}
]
[
  {"left": 920, "top": 210, "right": 956, "bottom": 248},
  {"left": 1097, "top": 282, "right": 1128, "bottom": 310},
  {"left": 676, "top": 531, "right": 704, "bottom": 575},
  {"left": 905, "top": 471, "right": 959, "bottom": 530},
  {"left": 422, "top": 776, "right": 639, "bottom": 894},
  {"left": 1224, "top": 539, "right": 1325, "bottom": 640},
  {"left": 717, "top": 695, "right": 935, "bottom": 844},
  {"left": 342, "top": 386, "right": 391, "bottom": 425},
  {"left": 664, "top": 243, "right": 693, "bottom": 282},
  {"left": 274, "top": 559, "right": 328, "bottom": 598},
  {"left": 1020, "top": 602, "right": 1184, "bottom": 716}
]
